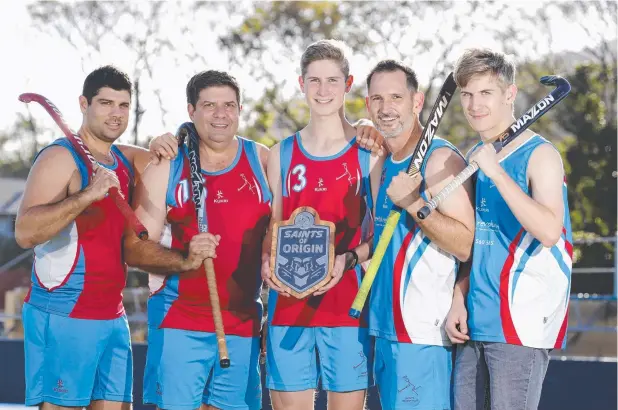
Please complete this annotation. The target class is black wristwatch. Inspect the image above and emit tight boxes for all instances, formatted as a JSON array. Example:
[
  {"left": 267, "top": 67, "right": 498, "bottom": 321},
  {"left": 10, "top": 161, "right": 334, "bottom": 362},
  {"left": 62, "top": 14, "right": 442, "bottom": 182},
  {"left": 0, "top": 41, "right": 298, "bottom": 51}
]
[{"left": 344, "top": 249, "right": 359, "bottom": 271}]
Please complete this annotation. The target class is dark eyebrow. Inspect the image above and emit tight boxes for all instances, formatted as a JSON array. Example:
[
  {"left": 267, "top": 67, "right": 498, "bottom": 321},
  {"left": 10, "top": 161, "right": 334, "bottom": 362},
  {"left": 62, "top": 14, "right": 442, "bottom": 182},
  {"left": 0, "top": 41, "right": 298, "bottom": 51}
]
[{"left": 202, "top": 100, "right": 237, "bottom": 105}]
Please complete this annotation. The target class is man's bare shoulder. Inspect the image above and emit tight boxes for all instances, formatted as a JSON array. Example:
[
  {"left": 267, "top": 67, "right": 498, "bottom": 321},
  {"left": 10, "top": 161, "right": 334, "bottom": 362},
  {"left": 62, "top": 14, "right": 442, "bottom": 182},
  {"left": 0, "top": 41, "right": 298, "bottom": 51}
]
[
  {"left": 426, "top": 146, "right": 466, "bottom": 173},
  {"left": 268, "top": 142, "right": 282, "bottom": 158},
  {"left": 116, "top": 143, "right": 149, "bottom": 164},
  {"left": 529, "top": 142, "right": 563, "bottom": 173},
  {"left": 143, "top": 156, "right": 172, "bottom": 179},
  {"left": 32, "top": 145, "right": 78, "bottom": 173},
  {"left": 253, "top": 141, "right": 271, "bottom": 167}
]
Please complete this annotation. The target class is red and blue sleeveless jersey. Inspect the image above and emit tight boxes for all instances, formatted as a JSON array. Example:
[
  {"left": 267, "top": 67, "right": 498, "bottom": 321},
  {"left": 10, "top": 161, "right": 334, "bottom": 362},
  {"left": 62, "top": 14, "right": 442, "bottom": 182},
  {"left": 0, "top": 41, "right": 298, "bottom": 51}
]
[
  {"left": 268, "top": 132, "right": 373, "bottom": 327},
  {"left": 467, "top": 134, "right": 573, "bottom": 349},
  {"left": 369, "top": 138, "right": 460, "bottom": 346},
  {"left": 149, "top": 137, "right": 270, "bottom": 337},
  {"left": 25, "top": 137, "right": 134, "bottom": 319}
]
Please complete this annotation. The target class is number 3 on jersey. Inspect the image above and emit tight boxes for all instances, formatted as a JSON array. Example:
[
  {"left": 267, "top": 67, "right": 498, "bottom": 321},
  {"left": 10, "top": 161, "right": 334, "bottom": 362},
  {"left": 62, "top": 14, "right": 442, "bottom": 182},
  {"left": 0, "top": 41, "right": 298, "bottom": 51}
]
[{"left": 291, "top": 164, "right": 307, "bottom": 192}]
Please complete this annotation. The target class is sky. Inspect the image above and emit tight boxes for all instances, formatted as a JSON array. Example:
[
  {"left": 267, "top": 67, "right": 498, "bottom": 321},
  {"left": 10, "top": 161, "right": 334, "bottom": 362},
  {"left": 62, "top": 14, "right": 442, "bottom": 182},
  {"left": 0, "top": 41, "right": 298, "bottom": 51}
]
[{"left": 0, "top": 0, "right": 615, "bottom": 150}]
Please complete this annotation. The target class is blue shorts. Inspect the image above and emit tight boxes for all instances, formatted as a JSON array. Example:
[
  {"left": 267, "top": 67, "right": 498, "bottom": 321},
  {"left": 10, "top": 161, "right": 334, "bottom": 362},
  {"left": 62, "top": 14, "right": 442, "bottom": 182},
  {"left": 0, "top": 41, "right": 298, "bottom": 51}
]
[
  {"left": 22, "top": 303, "right": 133, "bottom": 407},
  {"left": 266, "top": 325, "right": 373, "bottom": 392},
  {"left": 143, "top": 327, "right": 261, "bottom": 410},
  {"left": 374, "top": 337, "right": 453, "bottom": 410}
]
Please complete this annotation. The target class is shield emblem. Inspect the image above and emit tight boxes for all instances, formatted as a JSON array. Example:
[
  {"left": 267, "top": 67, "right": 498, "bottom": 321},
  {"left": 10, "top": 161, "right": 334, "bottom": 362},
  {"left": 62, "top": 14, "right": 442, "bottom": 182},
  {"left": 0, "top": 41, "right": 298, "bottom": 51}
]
[{"left": 270, "top": 207, "right": 335, "bottom": 298}]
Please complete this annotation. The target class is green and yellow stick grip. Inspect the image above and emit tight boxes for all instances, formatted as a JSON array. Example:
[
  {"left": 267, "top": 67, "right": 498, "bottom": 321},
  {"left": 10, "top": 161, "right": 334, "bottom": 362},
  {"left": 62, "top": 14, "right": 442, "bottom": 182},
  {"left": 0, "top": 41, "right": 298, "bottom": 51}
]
[{"left": 349, "top": 210, "right": 401, "bottom": 318}]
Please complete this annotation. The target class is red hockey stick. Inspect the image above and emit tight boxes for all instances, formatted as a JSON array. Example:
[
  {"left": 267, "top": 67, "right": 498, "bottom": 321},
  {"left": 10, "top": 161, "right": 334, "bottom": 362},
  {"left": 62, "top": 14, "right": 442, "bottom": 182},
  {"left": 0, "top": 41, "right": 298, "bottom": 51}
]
[{"left": 19, "top": 92, "right": 149, "bottom": 240}]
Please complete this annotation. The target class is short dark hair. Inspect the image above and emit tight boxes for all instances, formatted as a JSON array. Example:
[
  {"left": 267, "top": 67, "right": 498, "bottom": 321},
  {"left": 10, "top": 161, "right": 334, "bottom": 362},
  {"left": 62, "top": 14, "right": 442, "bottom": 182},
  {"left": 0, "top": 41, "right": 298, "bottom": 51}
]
[
  {"left": 82, "top": 65, "right": 132, "bottom": 104},
  {"left": 186, "top": 70, "right": 242, "bottom": 107},
  {"left": 366, "top": 60, "right": 419, "bottom": 92}
]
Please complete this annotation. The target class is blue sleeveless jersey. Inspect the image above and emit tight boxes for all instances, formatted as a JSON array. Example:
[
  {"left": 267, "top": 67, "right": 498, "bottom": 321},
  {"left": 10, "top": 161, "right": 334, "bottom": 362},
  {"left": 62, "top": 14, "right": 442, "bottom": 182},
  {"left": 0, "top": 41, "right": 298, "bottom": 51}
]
[
  {"left": 369, "top": 138, "right": 460, "bottom": 346},
  {"left": 467, "top": 134, "right": 573, "bottom": 349}
]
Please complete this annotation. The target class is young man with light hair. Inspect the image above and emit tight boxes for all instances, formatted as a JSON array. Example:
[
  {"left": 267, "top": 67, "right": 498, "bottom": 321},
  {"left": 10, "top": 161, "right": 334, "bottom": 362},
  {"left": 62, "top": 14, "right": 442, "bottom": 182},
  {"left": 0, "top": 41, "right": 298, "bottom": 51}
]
[
  {"left": 445, "top": 48, "right": 573, "bottom": 410},
  {"left": 261, "top": 39, "right": 382, "bottom": 410}
]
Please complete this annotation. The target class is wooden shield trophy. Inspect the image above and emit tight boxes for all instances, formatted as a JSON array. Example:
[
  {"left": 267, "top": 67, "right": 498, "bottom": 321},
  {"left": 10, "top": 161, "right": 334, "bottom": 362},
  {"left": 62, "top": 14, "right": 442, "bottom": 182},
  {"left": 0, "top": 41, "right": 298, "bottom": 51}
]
[{"left": 270, "top": 207, "right": 335, "bottom": 299}]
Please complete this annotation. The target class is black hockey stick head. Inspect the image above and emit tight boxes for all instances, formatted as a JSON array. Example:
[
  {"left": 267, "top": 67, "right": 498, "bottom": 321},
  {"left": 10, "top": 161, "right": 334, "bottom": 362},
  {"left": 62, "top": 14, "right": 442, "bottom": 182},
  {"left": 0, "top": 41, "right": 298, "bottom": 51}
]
[
  {"left": 540, "top": 75, "right": 571, "bottom": 101},
  {"left": 540, "top": 75, "right": 569, "bottom": 88},
  {"left": 176, "top": 122, "right": 196, "bottom": 146}
]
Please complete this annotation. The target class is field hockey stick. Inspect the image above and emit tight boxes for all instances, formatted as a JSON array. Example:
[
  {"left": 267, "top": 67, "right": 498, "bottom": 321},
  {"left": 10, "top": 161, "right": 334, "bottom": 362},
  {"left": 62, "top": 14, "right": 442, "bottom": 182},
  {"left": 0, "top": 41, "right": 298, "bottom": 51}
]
[{"left": 178, "top": 123, "right": 230, "bottom": 368}]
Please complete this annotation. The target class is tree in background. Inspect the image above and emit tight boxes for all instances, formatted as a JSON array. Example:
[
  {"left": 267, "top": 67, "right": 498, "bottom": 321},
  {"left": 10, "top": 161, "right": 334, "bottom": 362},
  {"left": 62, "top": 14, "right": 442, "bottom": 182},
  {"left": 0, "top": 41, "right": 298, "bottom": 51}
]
[
  {"left": 27, "top": 1, "right": 233, "bottom": 145},
  {"left": 559, "top": 63, "right": 617, "bottom": 268},
  {"left": 0, "top": 113, "right": 44, "bottom": 179},
  {"left": 219, "top": 1, "right": 616, "bottom": 148},
  {"left": 14, "top": 0, "right": 618, "bottom": 279}
]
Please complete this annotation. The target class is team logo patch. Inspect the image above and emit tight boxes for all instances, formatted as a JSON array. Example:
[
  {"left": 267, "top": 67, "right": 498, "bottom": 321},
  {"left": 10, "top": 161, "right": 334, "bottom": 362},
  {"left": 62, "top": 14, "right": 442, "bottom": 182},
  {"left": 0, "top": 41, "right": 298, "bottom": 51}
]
[{"left": 270, "top": 207, "right": 335, "bottom": 298}]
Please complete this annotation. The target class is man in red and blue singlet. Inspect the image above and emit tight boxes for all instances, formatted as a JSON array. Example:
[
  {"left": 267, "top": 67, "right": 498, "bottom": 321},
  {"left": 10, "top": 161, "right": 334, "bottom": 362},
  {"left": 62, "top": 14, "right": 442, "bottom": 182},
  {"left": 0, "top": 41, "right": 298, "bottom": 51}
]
[
  {"left": 261, "top": 39, "right": 383, "bottom": 410},
  {"left": 16, "top": 66, "right": 157, "bottom": 410},
  {"left": 124, "top": 70, "right": 270, "bottom": 410}
]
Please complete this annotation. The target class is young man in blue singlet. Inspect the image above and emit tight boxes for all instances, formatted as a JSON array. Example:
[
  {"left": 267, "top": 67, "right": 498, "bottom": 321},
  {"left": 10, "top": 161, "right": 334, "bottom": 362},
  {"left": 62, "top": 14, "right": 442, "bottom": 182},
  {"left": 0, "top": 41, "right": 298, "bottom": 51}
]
[{"left": 445, "top": 48, "right": 573, "bottom": 410}]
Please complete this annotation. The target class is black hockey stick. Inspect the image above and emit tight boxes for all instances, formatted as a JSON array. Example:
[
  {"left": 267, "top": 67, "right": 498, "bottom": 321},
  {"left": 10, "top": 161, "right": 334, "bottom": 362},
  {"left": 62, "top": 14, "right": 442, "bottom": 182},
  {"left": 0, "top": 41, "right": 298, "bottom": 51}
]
[{"left": 177, "top": 123, "right": 230, "bottom": 368}]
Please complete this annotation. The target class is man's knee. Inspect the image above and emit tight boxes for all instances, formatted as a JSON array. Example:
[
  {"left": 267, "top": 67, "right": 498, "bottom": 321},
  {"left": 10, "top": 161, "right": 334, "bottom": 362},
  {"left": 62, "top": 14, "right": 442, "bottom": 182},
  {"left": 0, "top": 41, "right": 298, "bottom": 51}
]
[
  {"left": 41, "top": 403, "right": 82, "bottom": 410},
  {"left": 88, "top": 399, "right": 132, "bottom": 410},
  {"left": 327, "top": 390, "right": 366, "bottom": 410}
]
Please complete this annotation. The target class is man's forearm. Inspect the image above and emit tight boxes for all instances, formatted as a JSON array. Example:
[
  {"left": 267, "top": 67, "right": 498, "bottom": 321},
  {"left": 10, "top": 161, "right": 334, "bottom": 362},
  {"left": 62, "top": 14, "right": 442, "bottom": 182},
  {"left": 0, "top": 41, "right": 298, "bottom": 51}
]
[
  {"left": 15, "top": 189, "right": 94, "bottom": 248},
  {"left": 492, "top": 170, "right": 562, "bottom": 247},
  {"left": 453, "top": 261, "right": 471, "bottom": 303},
  {"left": 261, "top": 219, "right": 276, "bottom": 258},
  {"left": 405, "top": 203, "right": 473, "bottom": 262},
  {"left": 352, "top": 236, "right": 373, "bottom": 265},
  {"left": 125, "top": 238, "right": 189, "bottom": 275}
]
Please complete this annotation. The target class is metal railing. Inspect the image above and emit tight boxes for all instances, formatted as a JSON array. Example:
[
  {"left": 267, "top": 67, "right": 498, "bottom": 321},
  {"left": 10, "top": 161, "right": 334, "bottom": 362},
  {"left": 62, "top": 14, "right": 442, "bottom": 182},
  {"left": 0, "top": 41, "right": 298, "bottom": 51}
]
[
  {"left": 1, "top": 235, "right": 616, "bottom": 336},
  {"left": 568, "top": 234, "right": 617, "bottom": 332}
]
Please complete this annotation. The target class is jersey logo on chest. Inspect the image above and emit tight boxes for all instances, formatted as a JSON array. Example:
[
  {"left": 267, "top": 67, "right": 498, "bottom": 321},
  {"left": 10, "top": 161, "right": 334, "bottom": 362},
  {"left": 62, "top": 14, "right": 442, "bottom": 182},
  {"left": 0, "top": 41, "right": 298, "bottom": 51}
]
[{"left": 290, "top": 162, "right": 361, "bottom": 194}]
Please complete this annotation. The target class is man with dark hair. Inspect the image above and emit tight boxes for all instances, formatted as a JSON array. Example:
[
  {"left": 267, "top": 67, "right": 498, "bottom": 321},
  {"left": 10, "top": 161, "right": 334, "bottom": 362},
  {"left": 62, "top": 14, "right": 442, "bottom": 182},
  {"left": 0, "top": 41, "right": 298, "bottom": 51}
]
[
  {"left": 124, "top": 69, "right": 270, "bottom": 410},
  {"left": 186, "top": 69, "right": 242, "bottom": 107},
  {"left": 358, "top": 59, "right": 475, "bottom": 409},
  {"left": 82, "top": 65, "right": 134, "bottom": 104},
  {"left": 366, "top": 59, "right": 420, "bottom": 92},
  {"left": 15, "top": 65, "right": 163, "bottom": 410}
]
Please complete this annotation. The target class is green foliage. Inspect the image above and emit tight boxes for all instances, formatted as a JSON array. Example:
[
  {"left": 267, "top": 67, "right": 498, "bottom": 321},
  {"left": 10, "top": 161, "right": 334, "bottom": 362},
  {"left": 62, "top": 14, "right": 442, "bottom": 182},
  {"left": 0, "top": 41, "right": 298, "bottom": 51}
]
[
  {"left": 558, "top": 63, "right": 617, "bottom": 266},
  {"left": 11, "top": 0, "right": 618, "bottom": 276}
]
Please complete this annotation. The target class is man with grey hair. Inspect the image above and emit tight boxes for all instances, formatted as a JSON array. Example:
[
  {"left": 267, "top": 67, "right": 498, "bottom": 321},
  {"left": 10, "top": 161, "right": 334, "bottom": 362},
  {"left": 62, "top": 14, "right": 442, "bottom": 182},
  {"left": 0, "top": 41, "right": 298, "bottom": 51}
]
[
  {"left": 445, "top": 48, "right": 573, "bottom": 410},
  {"left": 363, "top": 59, "right": 474, "bottom": 410}
]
